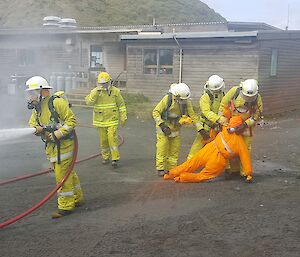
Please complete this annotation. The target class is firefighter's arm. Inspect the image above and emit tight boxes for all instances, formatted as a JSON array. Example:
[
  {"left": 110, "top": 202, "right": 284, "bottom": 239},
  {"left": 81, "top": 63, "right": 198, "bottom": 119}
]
[
  {"left": 53, "top": 98, "right": 77, "bottom": 138},
  {"left": 245, "top": 95, "right": 263, "bottom": 127},
  {"left": 237, "top": 136, "right": 253, "bottom": 177},
  {"left": 85, "top": 88, "right": 99, "bottom": 106},
  {"left": 200, "top": 93, "right": 220, "bottom": 124},
  {"left": 186, "top": 100, "right": 203, "bottom": 131},
  {"left": 219, "top": 86, "right": 238, "bottom": 114},
  {"left": 253, "top": 94, "right": 263, "bottom": 121},
  {"left": 116, "top": 90, "right": 127, "bottom": 124},
  {"left": 152, "top": 95, "right": 169, "bottom": 126}
]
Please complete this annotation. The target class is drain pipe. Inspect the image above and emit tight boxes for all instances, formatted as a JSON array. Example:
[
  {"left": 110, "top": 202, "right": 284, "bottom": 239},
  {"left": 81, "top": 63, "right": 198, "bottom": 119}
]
[{"left": 173, "top": 33, "right": 183, "bottom": 83}]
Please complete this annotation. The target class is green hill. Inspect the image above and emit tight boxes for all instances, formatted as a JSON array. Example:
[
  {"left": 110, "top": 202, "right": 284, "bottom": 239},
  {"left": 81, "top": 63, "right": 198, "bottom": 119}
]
[{"left": 0, "top": 0, "right": 226, "bottom": 27}]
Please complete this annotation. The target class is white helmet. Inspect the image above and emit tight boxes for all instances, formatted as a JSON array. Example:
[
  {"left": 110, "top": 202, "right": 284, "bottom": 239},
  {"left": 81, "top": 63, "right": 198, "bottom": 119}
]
[
  {"left": 241, "top": 79, "right": 258, "bottom": 97},
  {"left": 205, "top": 75, "right": 225, "bottom": 91},
  {"left": 169, "top": 83, "right": 191, "bottom": 100},
  {"left": 25, "top": 76, "right": 52, "bottom": 91}
]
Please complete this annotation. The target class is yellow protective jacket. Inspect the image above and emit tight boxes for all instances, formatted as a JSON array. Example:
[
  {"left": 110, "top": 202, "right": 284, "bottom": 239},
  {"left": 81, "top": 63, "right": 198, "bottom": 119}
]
[
  {"left": 219, "top": 86, "right": 263, "bottom": 136},
  {"left": 153, "top": 94, "right": 203, "bottom": 137},
  {"left": 200, "top": 90, "right": 223, "bottom": 130},
  {"left": 85, "top": 85, "right": 127, "bottom": 127},
  {"left": 28, "top": 95, "right": 77, "bottom": 163}
]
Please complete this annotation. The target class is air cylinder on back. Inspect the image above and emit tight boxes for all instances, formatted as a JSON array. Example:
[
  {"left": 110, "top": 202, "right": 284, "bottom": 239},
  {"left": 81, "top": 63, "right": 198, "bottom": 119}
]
[{"left": 56, "top": 76, "right": 65, "bottom": 91}]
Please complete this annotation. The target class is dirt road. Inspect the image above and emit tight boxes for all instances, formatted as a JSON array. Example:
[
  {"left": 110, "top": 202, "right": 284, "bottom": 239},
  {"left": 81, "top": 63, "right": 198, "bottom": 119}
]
[{"left": 0, "top": 103, "right": 299, "bottom": 257}]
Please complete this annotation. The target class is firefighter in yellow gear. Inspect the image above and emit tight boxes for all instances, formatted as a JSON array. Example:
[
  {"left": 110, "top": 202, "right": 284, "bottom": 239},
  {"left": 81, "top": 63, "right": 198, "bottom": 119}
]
[
  {"left": 152, "top": 83, "right": 204, "bottom": 176},
  {"left": 26, "top": 76, "right": 83, "bottom": 218},
  {"left": 85, "top": 72, "right": 127, "bottom": 167},
  {"left": 187, "top": 75, "right": 227, "bottom": 160},
  {"left": 219, "top": 79, "right": 263, "bottom": 177}
]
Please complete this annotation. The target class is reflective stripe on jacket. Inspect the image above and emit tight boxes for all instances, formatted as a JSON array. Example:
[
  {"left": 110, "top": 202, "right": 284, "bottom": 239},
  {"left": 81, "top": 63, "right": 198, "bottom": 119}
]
[
  {"left": 214, "top": 127, "right": 252, "bottom": 175},
  {"left": 152, "top": 94, "right": 203, "bottom": 133},
  {"left": 28, "top": 96, "right": 77, "bottom": 162},
  {"left": 200, "top": 91, "right": 223, "bottom": 130},
  {"left": 85, "top": 86, "right": 127, "bottom": 127}
]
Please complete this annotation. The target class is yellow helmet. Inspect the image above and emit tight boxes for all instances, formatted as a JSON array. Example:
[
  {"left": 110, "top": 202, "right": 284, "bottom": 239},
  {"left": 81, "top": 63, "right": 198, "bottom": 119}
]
[{"left": 97, "top": 72, "right": 110, "bottom": 84}]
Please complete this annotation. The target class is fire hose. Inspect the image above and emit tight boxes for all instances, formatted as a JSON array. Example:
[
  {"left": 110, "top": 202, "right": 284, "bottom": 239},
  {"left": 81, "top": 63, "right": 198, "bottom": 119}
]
[
  {"left": 0, "top": 134, "right": 124, "bottom": 186},
  {"left": 0, "top": 131, "right": 124, "bottom": 228}
]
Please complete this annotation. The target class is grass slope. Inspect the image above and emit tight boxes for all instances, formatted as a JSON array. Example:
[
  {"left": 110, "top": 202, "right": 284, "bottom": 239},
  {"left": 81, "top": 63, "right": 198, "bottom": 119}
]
[{"left": 0, "top": 0, "right": 226, "bottom": 27}]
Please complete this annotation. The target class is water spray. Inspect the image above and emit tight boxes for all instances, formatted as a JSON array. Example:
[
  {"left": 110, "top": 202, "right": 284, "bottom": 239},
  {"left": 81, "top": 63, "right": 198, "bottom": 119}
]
[{"left": 0, "top": 127, "right": 36, "bottom": 142}]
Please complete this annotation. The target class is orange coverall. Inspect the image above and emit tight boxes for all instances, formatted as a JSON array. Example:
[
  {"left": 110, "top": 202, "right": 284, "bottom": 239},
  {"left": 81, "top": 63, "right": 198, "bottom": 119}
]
[{"left": 166, "top": 126, "right": 253, "bottom": 183}]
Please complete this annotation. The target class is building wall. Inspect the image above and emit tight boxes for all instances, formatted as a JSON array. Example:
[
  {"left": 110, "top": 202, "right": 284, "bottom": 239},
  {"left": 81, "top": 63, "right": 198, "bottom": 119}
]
[
  {"left": 0, "top": 34, "right": 79, "bottom": 90},
  {"left": 125, "top": 39, "right": 259, "bottom": 101},
  {"left": 258, "top": 39, "right": 300, "bottom": 113},
  {"left": 126, "top": 42, "right": 181, "bottom": 99}
]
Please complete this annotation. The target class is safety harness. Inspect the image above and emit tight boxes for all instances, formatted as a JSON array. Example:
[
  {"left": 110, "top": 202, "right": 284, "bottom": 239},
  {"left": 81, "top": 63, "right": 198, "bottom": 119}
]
[
  {"left": 161, "top": 92, "right": 187, "bottom": 123},
  {"left": 229, "top": 87, "right": 259, "bottom": 137},
  {"left": 201, "top": 90, "right": 225, "bottom": 130},
  {"left": 35, "top": 94, "right": 73, "bottom": 164},
  {"left": 230, "top": 87, "right": 258, "bottom": 114}
]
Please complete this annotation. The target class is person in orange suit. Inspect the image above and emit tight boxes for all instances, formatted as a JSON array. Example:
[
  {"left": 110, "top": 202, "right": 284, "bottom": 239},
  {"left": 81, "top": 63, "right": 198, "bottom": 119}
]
[{"left": 164, "top": 116, "right": 253, "bottom": 183}]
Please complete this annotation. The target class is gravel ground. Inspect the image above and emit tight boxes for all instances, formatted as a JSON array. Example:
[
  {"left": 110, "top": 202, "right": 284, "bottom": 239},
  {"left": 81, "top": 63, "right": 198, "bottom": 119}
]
[{"left": 0, "top": 95, "right": 299, "bottom": 257}]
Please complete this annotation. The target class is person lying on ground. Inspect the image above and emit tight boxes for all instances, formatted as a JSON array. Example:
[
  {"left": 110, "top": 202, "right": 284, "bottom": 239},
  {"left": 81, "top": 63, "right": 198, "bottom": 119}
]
[{"left": 163, "top": 116, "right": 253, "bottom": 183}]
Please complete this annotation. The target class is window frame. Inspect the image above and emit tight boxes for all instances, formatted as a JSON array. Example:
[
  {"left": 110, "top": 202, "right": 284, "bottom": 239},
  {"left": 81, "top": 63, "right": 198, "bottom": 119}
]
[
  {"left": 17, "top": 49, "right": 35, "bottom": 67},
  {"left": 143, "top": 48, "right": 174, "bottom": 75},
  {"left": 90, "top": 45, "right": 103, "bottom": 70}
]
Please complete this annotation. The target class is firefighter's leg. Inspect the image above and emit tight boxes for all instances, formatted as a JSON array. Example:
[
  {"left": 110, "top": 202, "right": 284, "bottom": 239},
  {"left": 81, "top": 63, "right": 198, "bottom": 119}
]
[
  {"left": 54, "top": 158, "right": 76, "bottom": 211},
  {"left": 107, "top": 125, "right": 120, "bottom": 161},
  {"left": 166, "top": 135, "right": 181, "bottom": 171},
  {"left": 176, "top": 153, "right": 227, "bottom": 183},
  {"left": 239, "top": 136, "right": 253, "bottom": 176},
  {"left": 187, "top": 133, "right": 204, "bottom": 160},
  {"left": 99, "top": 127, "right": 110, "bottom": 161},
  {"left": 73, "top": 172, "right": 83, "bottom": 205},
  {"left": 156, "top": 133, "right": 169, "bottom": 172}
]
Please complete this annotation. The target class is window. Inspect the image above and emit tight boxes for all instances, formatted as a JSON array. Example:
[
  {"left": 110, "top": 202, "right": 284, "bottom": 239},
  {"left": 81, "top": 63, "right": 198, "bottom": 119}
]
[
  {"left": 17, "top": 49, "right": 35, "bottom": 66},
  {"left": 143, "top": 49, "right": 173, "bottom": 74},
  {"left": 90, "top": 46, "right": 103, "bottom": 69},
  {"left": 159, "top": 49, "right": 173, "bottom": 74},
  {"left": 270, "top": 49, "right": 278, "bottom": 76}
]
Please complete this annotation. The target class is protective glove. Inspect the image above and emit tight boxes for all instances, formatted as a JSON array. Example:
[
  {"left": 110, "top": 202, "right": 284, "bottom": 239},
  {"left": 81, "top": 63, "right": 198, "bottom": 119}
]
[
  {"left": 48, "top": 130, "right": 64, "bottom": 141},
  {"left": 179, "top": 115, "right": 193, "bottom": 125},
  {"left": 218, "top": 116, "right": 229, "bottom": 126},
  {"left": 159, "top": 123, "right": 171, "bottom": 136},
  {"left": 198, "top": 129, "right": 210, "bottom": 141},
  {"left": 34, "top": 126, "right": 43, "bottom": 136},
  {"left": 245, "top": 117, "right": 256, "bottom": 127}
]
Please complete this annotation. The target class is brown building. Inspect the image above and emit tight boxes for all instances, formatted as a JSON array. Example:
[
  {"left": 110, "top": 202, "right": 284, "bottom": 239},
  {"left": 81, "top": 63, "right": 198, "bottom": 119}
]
[{"left": 0, "top": 21, "right": 299, "bottom": 113}]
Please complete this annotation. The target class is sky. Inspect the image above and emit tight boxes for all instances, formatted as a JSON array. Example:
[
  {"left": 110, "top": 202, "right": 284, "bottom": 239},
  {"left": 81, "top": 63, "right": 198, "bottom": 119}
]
[{"left": 202, "top": 0, "right": 300, "bottom": 30}]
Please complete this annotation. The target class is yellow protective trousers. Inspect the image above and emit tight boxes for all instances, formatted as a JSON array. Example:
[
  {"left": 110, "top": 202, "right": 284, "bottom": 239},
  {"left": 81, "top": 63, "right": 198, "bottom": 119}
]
[
  {"left": 156, "top": 133, "right": 180, "bottom": 171},
  {"left": 53, "top": 158, "right": 83, "bottom": 211},
  {"left": 99, "top": 126, "right": 119, "bottom": 161}
]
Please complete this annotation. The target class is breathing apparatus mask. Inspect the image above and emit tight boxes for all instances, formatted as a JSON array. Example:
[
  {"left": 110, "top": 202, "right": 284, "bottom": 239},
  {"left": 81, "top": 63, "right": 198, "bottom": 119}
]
[{"left": 26, "top": 88, "right": 42, "bottom": 110}]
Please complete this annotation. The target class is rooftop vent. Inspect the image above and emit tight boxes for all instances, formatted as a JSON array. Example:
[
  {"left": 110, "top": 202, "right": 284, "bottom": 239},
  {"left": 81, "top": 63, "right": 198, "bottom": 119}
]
[
  {"left": 59, "top": 18, "right": 77, "bottom": 28},
  {"left": 43, "top": 16, "right": 61, "bottom": 27}
]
